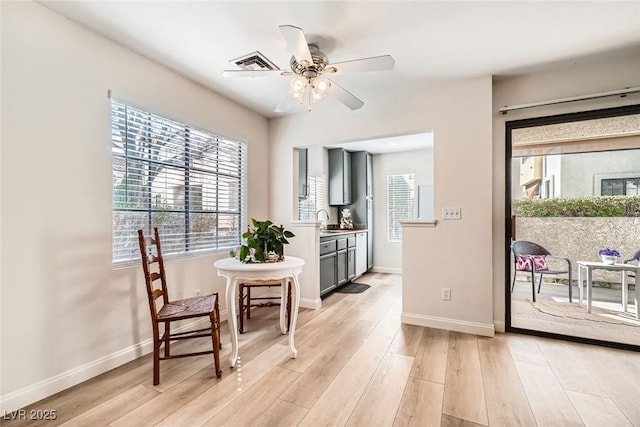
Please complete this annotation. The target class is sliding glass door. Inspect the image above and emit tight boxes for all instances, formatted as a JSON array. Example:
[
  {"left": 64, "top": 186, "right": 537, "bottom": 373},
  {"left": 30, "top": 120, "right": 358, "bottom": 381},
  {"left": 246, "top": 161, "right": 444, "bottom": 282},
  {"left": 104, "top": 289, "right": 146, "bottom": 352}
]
[{"left": 506, "top": 105, "right": 640, "bottom": 350}]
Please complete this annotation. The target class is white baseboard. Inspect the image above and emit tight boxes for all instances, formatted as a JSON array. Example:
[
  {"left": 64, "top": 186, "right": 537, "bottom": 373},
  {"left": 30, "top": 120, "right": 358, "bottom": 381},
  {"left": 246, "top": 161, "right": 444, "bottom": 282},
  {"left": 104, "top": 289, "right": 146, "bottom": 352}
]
[
  {"left": 371, "top": 267, "right": 402, "bottom": 275},
  {"left": 493, "top": 320, "right": 506, "bottom": 333},
  {"left": 0, "top": 314, "right": 226, "bottom": 414},
  {"left": 299, "top": 297, "right": 322, "bottom": 310},
  {"left": 401, "top": 312, "right": 495, "bottom": 337}
]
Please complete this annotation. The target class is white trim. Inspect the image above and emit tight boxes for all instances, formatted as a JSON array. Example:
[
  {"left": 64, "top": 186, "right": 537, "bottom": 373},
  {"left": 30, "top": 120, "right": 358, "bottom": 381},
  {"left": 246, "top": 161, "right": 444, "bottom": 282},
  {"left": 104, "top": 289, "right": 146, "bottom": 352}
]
[
  {"left": 0, "top": 315, "right": 224, "bottom": 413},
  {"left": 400, "top": 219, "right": 437, "bottom": 227},
  {"left": 401, "top": 312, "right": 495, "bottom": 337},
  {"left": 371, "top": 267, "right": 402, "bottom": 275},
  {"left": 498, "top": 86, "right": 640, "bottom": 114},
  {"left": 493, "top": 320, "right": 506, "bottom": 333},
  {"left": 299, "top": 297, "right": 322, "bottom": 310}
]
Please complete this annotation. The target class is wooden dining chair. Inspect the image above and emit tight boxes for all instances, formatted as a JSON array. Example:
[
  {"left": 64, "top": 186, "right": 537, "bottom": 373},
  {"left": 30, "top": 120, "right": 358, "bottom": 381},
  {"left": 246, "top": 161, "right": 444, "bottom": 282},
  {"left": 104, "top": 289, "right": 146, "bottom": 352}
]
[
  {"left": 238, "top": 280, "right": 291, "bottom": 334},
  {"left": 138, "top": 228, "right": 222, "bottom": 385}
]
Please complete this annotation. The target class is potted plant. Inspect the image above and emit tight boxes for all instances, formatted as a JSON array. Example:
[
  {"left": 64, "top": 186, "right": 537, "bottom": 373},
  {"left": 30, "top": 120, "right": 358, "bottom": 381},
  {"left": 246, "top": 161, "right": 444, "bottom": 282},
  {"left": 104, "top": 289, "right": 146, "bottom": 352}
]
[
  {"left": 598, "top": 247, "right": 620, "bottom": 265},
  {"left": 230, "top": 219, "right": 295, "bottom": 263}
]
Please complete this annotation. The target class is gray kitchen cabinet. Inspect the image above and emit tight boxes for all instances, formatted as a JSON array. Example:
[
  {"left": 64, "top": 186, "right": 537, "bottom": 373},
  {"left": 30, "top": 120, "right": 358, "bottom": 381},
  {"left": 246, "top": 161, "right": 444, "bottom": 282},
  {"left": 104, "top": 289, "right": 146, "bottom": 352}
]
[
  {"left": 320, "top": 233, "right": 358, "bottom": 295},
  {"left": 328, "top": 148, "right": 351, "bottom": 205},
  {"left": 350, "top": 151, "right": 373, "bottom": 269},
  {"left": 320, "top": 252, "right": 337, "bottom": 295},
  {"left": 298, "top": 148, "right": 308, "bottom": 199},
  {"left": 319, "top": 238, "right": 337, "bottom": 295},
  {"left": 336, "top": 237, "right": 348, "bottom": 285}
]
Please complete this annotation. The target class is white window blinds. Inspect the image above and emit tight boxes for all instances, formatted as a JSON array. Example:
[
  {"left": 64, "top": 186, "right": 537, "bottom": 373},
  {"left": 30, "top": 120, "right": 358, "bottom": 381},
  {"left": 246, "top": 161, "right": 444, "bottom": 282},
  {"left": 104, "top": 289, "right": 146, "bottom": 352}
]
[
  {"left": 298, "top": 175, "right": 327, "bottom": 221},
  {"left": 387, "top": 173, "right": 415, "bottom": 242},
  {"left": 111, "top": 100, "right": 247, "bottom": 264}
]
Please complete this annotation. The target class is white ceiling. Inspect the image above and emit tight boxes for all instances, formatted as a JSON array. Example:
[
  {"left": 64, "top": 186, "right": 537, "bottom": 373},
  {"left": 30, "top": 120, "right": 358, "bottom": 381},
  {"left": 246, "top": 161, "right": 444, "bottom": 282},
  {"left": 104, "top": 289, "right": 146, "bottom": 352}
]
[{"left": 41, "top": 1, "right": 640, "bottom": 119}]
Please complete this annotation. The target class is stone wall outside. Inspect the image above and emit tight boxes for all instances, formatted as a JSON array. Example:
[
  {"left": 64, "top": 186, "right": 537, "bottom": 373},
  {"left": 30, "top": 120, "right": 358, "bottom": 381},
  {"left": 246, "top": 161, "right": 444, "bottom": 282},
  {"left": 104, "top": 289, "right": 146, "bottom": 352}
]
[{"left": 515, "top": 217, "right": 640, "bottom": 287}]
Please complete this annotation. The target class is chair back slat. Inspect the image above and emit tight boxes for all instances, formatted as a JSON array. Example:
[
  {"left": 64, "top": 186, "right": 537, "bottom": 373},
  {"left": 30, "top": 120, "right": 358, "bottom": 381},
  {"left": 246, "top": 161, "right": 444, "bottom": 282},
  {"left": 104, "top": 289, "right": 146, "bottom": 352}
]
[
  {"left": 138, "top": 228, "right": 170, "bottom": 322},
  {"left": 511, "top": 240, "right": 550, "bottom": 256}
]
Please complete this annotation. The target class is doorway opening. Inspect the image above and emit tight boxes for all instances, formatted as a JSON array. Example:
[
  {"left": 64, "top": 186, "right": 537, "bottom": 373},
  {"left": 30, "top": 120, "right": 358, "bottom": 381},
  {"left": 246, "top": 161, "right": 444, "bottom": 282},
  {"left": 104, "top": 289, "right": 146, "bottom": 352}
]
[{"left": 506, "top": 104, "right": 640, "bottom": 350}]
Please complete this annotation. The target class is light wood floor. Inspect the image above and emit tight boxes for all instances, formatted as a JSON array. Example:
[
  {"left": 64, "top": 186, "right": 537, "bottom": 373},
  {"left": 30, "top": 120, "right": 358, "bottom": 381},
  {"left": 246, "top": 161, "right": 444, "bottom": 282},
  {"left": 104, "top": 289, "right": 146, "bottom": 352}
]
[{"left": 6, "top": 273, "right": 640, "bottom": 426}]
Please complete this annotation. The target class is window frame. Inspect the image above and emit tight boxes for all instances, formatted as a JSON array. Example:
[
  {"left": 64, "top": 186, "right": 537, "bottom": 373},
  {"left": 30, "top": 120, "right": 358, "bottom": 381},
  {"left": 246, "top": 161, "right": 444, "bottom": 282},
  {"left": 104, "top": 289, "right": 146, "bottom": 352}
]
[
  {"left": 111, "top": 99, "right": 247, "bottom": 266},
  {"left": 386, "top": 172, "right": 415, "bottom": 243}
]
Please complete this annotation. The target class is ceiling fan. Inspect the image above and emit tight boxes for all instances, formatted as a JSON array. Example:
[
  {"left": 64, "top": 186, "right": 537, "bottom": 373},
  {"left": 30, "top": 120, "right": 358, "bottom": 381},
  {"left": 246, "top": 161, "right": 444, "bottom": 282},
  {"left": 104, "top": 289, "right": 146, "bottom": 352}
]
[{"left": 222, "top": 25, "right": 395, "bottom": 113}]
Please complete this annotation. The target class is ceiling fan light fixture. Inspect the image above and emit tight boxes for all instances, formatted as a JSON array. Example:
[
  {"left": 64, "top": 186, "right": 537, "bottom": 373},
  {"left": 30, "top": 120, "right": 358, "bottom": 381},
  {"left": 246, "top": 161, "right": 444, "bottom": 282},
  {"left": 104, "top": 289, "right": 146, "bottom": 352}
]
[{"left": 311, "top": 77, "right": 331, "bottom": 102}]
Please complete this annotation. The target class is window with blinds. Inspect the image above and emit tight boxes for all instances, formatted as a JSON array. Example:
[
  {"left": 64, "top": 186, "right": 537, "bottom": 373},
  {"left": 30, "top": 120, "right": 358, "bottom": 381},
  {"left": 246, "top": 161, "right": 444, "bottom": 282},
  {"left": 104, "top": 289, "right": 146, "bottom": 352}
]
[
  {"left": 387, "top": 173, "right": 415, "bottom": 242},
  {"left": 298, "top": 175, "right": 327, "bottom": 221},
  {"left": 111, "top": 100, "right": 247, "bottom": 264}
]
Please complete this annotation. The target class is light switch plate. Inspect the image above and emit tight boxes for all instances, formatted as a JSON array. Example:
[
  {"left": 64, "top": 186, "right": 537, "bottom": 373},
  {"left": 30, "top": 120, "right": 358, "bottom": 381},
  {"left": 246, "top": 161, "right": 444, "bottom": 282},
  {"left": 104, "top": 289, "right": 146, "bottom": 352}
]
[{"left": 442, "top": 207, "right": 461, "bottom": 220}]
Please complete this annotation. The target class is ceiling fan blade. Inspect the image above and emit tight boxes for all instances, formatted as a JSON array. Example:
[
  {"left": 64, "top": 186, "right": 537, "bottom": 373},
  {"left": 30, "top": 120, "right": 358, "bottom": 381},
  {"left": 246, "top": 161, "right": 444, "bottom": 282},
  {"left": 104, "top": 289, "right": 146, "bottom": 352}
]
[
  {"left": 327, "top": 79, "right": 364, "bottom": 110},
  {"left": 274, "top": 95, "right": 296, "bottom": 113},
  {"left": 325, "top": 55, "right": 395, "bottom": 75},
  {"left": 222, "top": 70, "right": 291, "bottom": 78},
  {"left": 278, "top": 25, "right": 312, "bottom": 64}
]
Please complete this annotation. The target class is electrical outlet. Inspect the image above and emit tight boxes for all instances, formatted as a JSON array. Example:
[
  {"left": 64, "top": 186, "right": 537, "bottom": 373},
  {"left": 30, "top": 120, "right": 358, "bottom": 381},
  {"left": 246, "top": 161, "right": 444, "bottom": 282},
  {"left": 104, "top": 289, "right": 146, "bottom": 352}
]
[
  {"left": 194, "top": 289, "right": 201, "bottom": 297},
  {"left": 441, "top": 288, "right": 451, "bottom": 301},
  {"left": 442, "top": 207, "right": 461, "bottom": 220}
]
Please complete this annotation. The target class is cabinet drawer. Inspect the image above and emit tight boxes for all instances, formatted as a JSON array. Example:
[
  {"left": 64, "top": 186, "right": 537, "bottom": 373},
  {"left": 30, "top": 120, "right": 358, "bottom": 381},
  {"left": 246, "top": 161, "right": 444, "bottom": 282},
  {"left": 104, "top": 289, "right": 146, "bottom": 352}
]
[
  {"left": 336, "top": 238, "right": 347, "bottom": 251},
  {"left": 320, "top": 240, "right": 337, "bottom": 255},
  {"left": 347, "top": 236, "right": 356, "bottom": 247}
]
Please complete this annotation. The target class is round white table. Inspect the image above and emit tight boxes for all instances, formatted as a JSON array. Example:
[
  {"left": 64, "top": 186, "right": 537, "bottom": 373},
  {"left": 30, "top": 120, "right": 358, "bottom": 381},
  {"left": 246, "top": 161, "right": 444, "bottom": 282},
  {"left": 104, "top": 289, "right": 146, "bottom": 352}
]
[{"left": 214, "top": 256, "right": 305, "bottom": 367}]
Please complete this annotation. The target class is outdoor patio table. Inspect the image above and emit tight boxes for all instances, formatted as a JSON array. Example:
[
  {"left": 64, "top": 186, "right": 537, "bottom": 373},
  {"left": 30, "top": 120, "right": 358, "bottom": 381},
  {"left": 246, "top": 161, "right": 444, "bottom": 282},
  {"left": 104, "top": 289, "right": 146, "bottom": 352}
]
[{"left": 576, "top": 261, "right": 639, "bottom": 319}]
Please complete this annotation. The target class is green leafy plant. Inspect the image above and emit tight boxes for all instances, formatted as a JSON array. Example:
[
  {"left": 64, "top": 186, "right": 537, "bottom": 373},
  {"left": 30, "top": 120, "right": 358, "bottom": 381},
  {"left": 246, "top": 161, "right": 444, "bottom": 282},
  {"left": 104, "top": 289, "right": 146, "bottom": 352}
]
[
  {"left": 229, "top": 219, "right": 295, "bottom": 263},
  {"left": 512, "top": 195, "right": 640, "bottom": 217}
]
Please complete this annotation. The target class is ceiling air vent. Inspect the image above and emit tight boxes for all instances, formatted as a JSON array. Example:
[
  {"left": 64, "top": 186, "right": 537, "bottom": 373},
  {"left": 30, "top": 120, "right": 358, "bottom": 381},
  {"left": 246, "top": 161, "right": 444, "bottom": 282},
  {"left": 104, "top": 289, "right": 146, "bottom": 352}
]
[{"left": 231, "top": 51, "right": 279, "bottom": 71}]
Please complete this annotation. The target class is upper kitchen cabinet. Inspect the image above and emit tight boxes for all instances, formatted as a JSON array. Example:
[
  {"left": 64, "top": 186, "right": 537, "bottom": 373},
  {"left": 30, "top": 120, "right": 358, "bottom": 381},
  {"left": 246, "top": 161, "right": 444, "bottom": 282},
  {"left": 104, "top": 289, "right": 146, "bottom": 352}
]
[
  {"left": 328, "top": 148, "right": 351, "bottom": 205},
  {"left": 349, "top": 151, "right": 373, "bottom": 226},
  {"left": 298, "top": 148, "right": 308, "bottom": 199}
]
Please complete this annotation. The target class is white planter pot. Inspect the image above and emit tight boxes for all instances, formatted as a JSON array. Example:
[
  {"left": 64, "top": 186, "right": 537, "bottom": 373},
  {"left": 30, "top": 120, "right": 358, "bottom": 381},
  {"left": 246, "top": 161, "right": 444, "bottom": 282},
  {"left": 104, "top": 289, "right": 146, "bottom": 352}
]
[{"left": 601, "top": 255, "right": 617, "bottom": 265}]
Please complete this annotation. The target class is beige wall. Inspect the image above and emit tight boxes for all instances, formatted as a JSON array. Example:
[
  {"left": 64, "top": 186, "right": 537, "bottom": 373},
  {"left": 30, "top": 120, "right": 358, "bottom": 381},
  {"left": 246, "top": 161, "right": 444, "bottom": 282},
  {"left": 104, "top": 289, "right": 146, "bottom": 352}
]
[
  {"left": 0, "top": 2, "right": 269, "bottom": 411},
  {"left": 270, "top": 76, "right": 495, "bottom": 336},
  {"left": 372, "top": 149, "right": 433, "bottom": 273},
  {"left": 492, "top": 50, "right": 640, "bottom": 331}
]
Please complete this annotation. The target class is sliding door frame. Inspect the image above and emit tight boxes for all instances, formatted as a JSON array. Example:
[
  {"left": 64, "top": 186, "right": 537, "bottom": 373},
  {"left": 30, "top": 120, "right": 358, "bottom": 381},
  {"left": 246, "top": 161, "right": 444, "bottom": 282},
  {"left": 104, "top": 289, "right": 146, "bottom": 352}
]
[{"left": 504, "top": 103, "right": 640, "bottom": 352}]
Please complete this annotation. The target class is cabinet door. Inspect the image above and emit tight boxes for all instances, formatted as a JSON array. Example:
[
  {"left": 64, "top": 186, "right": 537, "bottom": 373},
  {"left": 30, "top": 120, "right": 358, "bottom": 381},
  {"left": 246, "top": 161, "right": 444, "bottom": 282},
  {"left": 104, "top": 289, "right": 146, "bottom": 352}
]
[
  {"left": 343, "top": 150, "right": 351, "bottom": 204},
  {"left": 347, "top": 247, "right": 356, "bottom": 280},
  {"left": 337, "top": 249, "right": 348, "bottom": 285},
  {"left": 298, "top": 148, "right": 308, "bottom": 199},
  {"left": 329, "top": 148, "right": 351, "bottom": 205},
  {"left": 320, "top": 252, "right": 337, "bottom": 295}
]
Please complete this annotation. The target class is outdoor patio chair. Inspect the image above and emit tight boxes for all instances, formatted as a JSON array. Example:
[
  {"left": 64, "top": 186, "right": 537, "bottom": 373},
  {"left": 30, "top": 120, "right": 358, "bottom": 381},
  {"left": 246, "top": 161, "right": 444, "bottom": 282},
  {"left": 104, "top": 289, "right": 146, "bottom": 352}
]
[{"left": 511, "top": 240, "right": 572, "bottom": 303}]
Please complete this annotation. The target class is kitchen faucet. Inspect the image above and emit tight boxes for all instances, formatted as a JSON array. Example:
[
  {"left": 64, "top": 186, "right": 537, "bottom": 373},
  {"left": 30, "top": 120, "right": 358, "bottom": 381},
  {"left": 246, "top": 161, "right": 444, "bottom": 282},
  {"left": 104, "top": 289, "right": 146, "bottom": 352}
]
[{"left": 316, "top": 209, "right": 330, "bottom": 231}]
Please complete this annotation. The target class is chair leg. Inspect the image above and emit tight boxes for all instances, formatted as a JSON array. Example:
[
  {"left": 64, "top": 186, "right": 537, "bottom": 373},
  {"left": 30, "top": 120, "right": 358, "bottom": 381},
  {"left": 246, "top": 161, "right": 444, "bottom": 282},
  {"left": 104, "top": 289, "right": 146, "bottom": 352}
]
[
  {"left": 210, "top": 311, "right": 222, "bottom": 378},
  {"left": 537, "top": 273, "right": 543, "bottom": 293},
  {"left": 152, "top": 324, "right": 161, "bottom": 386},
  {"left": 246, "top": 287, "right": 252, "bottom": 319},
  {"left": 531, "top": 271, "right": 536, "bottom": 302},
  {"left": 511, "top": 270, "right": 516, "bottom": 293},
  {"left": 164, "top": 321, "right": 170, "bottom": 357},
  {"left": 215, "top": 293, "right": 222, "bottom": 349}
]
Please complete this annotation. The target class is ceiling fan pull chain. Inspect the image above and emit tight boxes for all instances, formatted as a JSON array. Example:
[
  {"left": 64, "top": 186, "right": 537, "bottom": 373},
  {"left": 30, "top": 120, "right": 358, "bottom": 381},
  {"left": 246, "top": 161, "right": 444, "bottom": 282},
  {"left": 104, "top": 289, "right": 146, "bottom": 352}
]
[{"left": 308, "top": 81, "right": 312, "bottom": 112}]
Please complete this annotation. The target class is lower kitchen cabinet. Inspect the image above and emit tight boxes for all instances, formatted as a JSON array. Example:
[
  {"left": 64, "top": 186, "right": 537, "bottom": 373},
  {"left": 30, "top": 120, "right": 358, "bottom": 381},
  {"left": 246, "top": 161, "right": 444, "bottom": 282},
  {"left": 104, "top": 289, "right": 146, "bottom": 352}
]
[
  {"left": 320, "top": 233, "right": 358, "bottom": 296},
  {"left": 320, "top": 252, "right": 337, "bottom": 295}
]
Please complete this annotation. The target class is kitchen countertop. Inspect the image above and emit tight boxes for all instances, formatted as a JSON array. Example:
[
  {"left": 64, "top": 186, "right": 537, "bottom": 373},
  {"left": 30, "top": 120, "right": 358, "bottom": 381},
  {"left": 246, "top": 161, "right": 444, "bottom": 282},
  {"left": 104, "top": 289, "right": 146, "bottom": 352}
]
[{"left": 319, "top": 229, "right": 367, "bottom": 238}]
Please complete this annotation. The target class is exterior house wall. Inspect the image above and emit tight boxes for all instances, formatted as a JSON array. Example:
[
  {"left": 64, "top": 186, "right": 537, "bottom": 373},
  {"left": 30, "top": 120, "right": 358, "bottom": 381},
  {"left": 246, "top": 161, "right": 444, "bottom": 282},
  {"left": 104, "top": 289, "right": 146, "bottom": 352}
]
[{"left": 560, "top": 150, "right": 640, "bottom": 197}]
